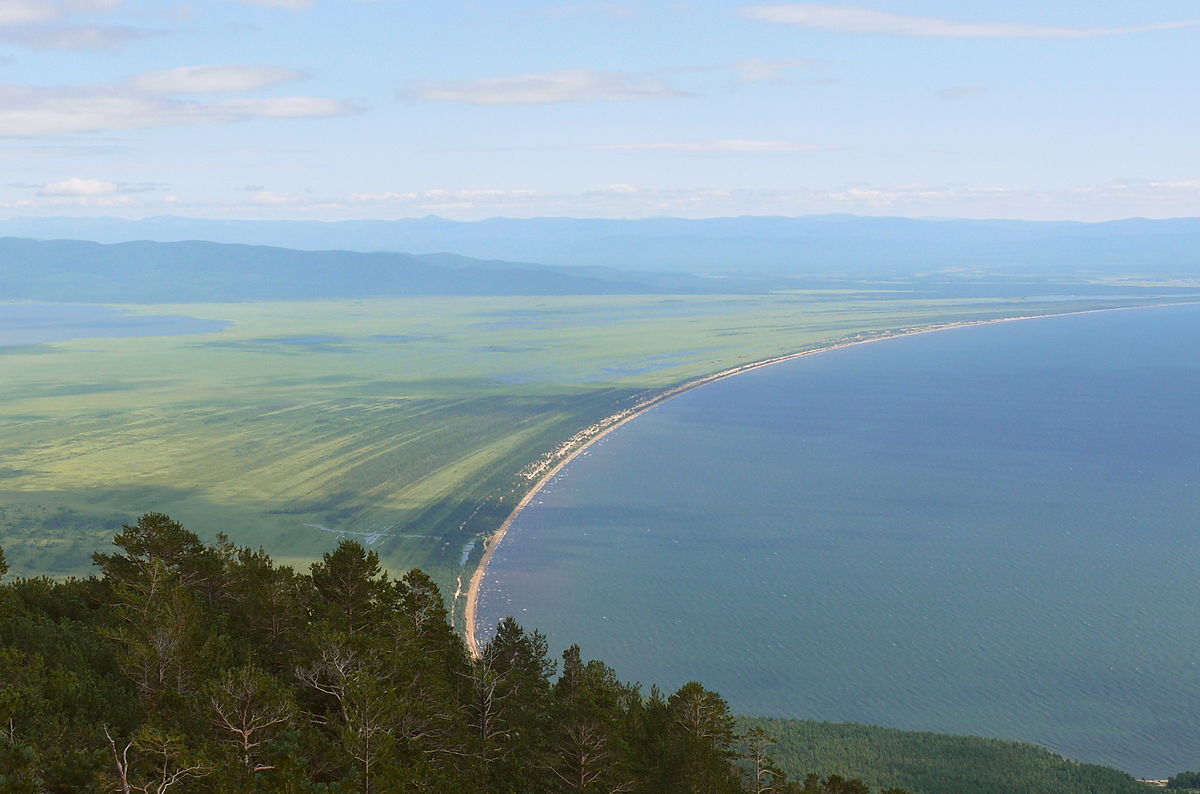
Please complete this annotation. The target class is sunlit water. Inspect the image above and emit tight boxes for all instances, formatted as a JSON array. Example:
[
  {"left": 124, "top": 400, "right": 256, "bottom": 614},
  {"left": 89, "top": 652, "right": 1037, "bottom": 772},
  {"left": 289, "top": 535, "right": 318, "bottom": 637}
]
[{"left": 477, "top": 304, "right": 1200, "bottom": 778}]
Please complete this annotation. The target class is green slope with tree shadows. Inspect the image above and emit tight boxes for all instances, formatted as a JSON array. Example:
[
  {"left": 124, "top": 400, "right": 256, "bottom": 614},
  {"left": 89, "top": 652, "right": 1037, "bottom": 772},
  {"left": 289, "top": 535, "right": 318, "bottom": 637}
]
[{"left": 738, "top": 716, "right": 1150, "bottom": 794}]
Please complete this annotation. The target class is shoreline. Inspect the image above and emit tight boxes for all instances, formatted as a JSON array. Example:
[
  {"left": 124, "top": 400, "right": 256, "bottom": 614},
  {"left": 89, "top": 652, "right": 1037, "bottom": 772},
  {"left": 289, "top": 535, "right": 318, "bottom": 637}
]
[{"left": 460, "top": 300, "right": 1195, "bottom": 655}]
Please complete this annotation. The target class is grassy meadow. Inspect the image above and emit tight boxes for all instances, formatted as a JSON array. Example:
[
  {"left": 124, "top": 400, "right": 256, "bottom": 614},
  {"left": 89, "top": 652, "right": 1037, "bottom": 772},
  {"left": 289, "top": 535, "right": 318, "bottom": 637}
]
[{"left": 0, "top": 289, "right": 1179, "bottom": 602}]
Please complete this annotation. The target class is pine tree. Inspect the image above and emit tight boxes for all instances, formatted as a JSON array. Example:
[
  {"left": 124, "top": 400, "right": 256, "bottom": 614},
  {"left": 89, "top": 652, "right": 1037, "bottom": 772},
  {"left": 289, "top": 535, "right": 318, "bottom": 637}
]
[
  {"left": 742, "top": 726, "right": 786, "bottom": 794},
  {"left": 665, "top": 681, "right": 742, "bottom": 793},
  {"left": 545, "top": 645, "right": 636, "bottom": 792},
  {"left": 309, "top": 540, "right": 389, "bottom": 635}
]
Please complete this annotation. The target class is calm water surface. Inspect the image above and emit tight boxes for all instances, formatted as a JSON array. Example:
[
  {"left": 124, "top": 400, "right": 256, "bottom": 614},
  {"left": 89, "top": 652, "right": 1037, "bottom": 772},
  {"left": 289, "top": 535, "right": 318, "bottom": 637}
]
[{"left": 477, "top": 304, "right": 1200, "bottom": 778}]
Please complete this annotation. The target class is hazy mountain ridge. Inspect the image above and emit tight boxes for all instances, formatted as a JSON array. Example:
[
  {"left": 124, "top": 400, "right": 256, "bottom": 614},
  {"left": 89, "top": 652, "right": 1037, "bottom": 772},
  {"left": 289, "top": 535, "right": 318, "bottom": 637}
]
[
  {"left": 4, "top": 214, "right": 1200, "bottom": 276},
  {"left": 0, "top": 237, "right": 696, "bottom": 302}
]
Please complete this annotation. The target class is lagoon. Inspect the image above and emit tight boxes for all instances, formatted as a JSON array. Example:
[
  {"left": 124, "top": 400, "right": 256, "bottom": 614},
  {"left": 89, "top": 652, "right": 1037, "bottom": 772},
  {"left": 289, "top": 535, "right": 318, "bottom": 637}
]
[{"left": 476, "top": 304, "right": 1200, "bottom": 778}]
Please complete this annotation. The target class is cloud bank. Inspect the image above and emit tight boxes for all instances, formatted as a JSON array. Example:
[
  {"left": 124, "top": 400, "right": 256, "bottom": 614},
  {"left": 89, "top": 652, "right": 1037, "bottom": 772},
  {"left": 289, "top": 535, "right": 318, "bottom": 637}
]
[
  {"left": 733, "top": 57, "right": 820, "bottom": 83},
  {"left": 0, "top": 0, "right": 57, "bottom": 26},
  {"left": 594, "top": 139, "right": 822, "bottom": 152},
  {"left": 0, "top": 0, "right": 155, "bottom": 51},
  {"left": 740, "top": 3, "right": 1200, "bottom": 39},
  {"left": 0, "top": 23, "right": 153, "bottom": 51},
  {"left": 39, "top": 176, "right": 118, "bottom": 196},
  {"left": 0, "top": 70, "right": 356, "bottom": 136},
  {"left": 132, "top": 65, "right": 307, "bottom": 95},
  {"left": 414, "top": 69, "right": 685, "bottom": 105}
]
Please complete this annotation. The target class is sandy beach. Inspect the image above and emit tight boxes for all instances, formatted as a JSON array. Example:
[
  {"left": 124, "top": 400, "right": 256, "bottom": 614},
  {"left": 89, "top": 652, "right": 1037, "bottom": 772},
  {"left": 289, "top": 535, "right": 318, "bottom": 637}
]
[{"left": 460, "top": 301, "right": 1195, "bottom": 656}]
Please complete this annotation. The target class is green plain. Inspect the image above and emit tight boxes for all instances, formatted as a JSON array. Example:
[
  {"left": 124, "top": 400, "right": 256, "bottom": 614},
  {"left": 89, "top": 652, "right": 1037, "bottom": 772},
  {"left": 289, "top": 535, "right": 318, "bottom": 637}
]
[{"left": 0, "top": 290, "right": 1180, "bottom": 602}]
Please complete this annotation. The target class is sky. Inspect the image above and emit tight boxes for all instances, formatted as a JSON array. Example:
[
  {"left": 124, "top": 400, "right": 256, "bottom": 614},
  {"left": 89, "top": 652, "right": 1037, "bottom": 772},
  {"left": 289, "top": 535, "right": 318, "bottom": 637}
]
[{"left": 1, "top": 0, "right": 1198, "bottom": 221}]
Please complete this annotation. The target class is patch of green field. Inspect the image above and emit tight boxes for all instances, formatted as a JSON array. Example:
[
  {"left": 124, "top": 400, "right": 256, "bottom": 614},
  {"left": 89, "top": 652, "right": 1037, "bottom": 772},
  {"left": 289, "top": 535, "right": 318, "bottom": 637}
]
[{"left": 0, "top": 292, "right": 1180, "bottom": 599}]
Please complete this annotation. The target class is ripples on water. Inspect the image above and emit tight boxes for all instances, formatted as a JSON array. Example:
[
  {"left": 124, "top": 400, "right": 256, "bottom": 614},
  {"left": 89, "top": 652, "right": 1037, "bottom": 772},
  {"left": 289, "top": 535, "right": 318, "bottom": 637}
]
[{"left": 477, "top": 305, "right": 1200, "bottom": 778}]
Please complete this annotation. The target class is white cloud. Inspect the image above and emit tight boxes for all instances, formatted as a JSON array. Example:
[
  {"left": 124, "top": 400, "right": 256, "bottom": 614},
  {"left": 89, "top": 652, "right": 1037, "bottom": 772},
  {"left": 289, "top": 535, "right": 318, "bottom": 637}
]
[
  {"left": 8, "top": 178, "right": 1200, "bottom": 222},
  {"left": 231, "top": 0, "right": 386, "bottom": 9},
  {"left": 249, "top": 189, "right": 306, "bottom": 205},
  {"left": 0, "top": 82, "right": 358, "bottom": 136},
  {"left": 349, "top": 188, "right": 540, "bottom": 203},
  {"left": 1147, "top": 180, "right": 1200, "bottom": 191},
  {"left": 0, "top": 0, "right": 134, "bottom": 29},
  {"left": 39, "top": 176, "right": 118, "bottom": 195},
  {"left": 214, "top": 95, "right": 351, "bottom": 118},
  {"left": 413, "top": 69, "right": 685, "bottom": 105},
  {"left": 64, "top": 0, "right": 125, "bottom": 12},
  {"left": 235, "top": 0, "right": 314, "bottom": 10},
  {"left": 133, "top": 65, "right": 306, "bottom": 95},
  {"left": 543, "top": 3, "right": 636, "bottom": 19},
  {"left": 594, "top": 139, "right": 823, "bottom": 152},
  {"left": 4, "top": 194, "right": 137, "bottom": 208},
  {"left": 427, "top": 188, "right": 539, "bottom": 199},
  {"left": 323, "top": 181, "right": 1162, "bottom": 220},
  {"left": 733, "top": 57, "right": 820, "bottom": 83},
  {"left": 936, "top": 86, "right": 986, "bottom": 101},
  {"left": 0, "top": 0, "right": 154, "bottom": 51},
  {"left": 0, "top": 0, "right": 56, "bottom": 26},
  {"left": 0, "top": 23, "right": 152, "bottom": 50},
  {"left": 740, "top": 3, "right": 1200, "bottom": 39}
]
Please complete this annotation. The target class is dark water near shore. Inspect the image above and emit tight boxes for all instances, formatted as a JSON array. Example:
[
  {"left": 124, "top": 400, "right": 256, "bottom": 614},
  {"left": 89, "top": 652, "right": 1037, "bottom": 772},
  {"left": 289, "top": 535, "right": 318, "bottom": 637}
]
[
  {"left": 0, "top": 303, "right": 228, "bottom": 346},
  {"left": 477, "top": 304, "right": 1200, "bottom": 778}
]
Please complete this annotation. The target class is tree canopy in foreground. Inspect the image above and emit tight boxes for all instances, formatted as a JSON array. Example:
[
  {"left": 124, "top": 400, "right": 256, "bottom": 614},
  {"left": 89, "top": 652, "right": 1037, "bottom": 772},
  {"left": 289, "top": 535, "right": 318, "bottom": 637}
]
[
  {"left": 0, "top": 514, "right": 1153, "bottom": 793},
  {"left": 1, "top": 513, "right": 911, "bottom": 793}
]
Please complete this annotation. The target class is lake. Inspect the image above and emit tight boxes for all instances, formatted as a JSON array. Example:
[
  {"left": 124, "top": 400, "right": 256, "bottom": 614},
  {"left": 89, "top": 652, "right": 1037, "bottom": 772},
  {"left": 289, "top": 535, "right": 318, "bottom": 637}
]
[{"left": 476, "top": 303, "right": 1200, "bottom": 778}]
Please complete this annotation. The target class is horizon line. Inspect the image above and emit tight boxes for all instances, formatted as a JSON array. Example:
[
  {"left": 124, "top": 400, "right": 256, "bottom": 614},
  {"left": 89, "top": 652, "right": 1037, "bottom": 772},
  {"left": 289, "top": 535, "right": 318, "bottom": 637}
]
[{"left": 3, "top": 212, "right": 1200, "bottom": 225}]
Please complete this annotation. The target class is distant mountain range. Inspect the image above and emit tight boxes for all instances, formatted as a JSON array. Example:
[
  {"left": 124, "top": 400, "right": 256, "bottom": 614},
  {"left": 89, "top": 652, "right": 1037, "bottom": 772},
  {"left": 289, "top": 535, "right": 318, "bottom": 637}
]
[
  {"left": 0, "top": 237, "right": 710, "bottom": 302},
  {"left": 3, "top": 214, "right": 1200, "bottom": 276}
]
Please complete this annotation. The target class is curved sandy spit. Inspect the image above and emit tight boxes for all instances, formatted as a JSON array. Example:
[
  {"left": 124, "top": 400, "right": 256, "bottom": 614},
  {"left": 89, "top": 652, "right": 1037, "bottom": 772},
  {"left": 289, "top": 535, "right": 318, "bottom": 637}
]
[{"left": 461, "top": 301, "right": 1196, "bottom": 656}]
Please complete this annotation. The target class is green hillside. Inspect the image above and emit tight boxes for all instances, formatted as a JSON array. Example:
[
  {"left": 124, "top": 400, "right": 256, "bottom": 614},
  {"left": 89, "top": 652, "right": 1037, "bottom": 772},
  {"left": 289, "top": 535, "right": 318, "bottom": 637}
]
[{"left": 739, "top": 716, "right": 1150, "bottom": 794}]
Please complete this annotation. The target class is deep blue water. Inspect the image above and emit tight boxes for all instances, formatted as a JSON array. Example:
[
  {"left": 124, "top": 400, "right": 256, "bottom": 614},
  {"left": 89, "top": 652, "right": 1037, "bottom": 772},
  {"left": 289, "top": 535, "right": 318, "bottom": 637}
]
[
  {"left": 477, "top": 304, "right": 1200, "bottom": 778},
  {"left": 0, "top": 303, "right": 228, "bottom": 346}
]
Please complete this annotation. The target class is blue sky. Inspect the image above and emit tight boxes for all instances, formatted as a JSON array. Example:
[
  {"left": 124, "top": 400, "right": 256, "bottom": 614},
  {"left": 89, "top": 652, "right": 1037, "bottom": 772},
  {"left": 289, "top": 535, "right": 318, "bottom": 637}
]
[{"left": 1, "top": 0, "right": 1198, "bottom": 220}]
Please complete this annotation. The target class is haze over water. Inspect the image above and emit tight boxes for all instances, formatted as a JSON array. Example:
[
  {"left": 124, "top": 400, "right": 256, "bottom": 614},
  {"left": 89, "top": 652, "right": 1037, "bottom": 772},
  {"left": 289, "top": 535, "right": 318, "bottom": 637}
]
[{"left": 476, "top": 304, "right": 1200, "bottom": 779}]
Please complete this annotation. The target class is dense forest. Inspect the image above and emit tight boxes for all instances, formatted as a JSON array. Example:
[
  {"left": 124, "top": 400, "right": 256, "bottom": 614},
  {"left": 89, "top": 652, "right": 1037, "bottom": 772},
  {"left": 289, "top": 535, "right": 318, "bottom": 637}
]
[
  {"left": 1167, "top": 771, "right": 1200, "bottom": 790},
  {"left": 0, "top": 513, "right": 911, "bottom": 793}
]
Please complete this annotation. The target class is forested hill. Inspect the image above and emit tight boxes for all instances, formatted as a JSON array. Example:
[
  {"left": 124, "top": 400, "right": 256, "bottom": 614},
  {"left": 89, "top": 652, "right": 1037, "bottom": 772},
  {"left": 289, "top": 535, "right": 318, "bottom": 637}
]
[
  {"left": 739, "top": 717, "right": 1151, "bottom": 794},
  {"left": 0, "top": 515, "right": 1151, "bottom": 793},
  {"left": 0, "top": 237, "right": 703, "bottom": 302}
]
